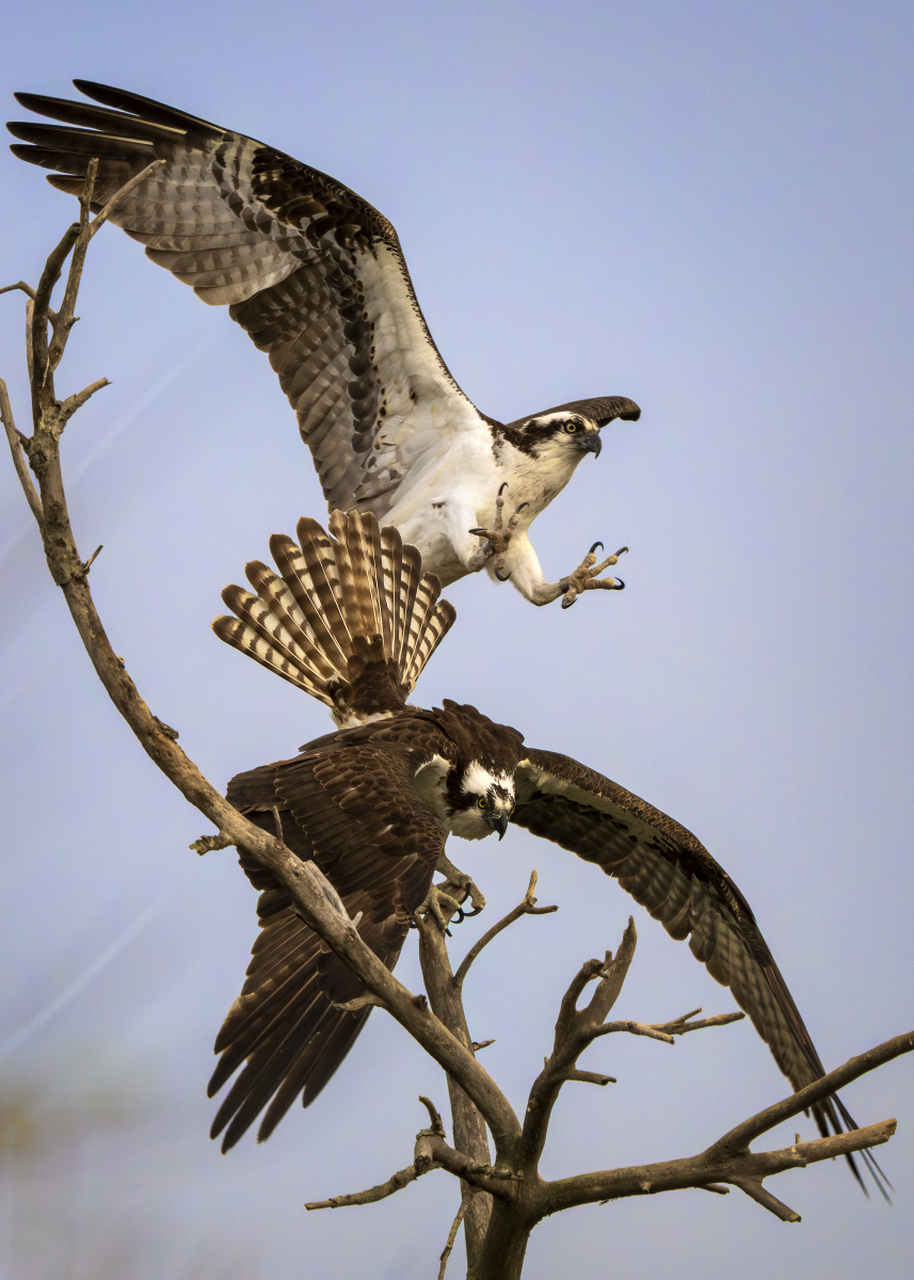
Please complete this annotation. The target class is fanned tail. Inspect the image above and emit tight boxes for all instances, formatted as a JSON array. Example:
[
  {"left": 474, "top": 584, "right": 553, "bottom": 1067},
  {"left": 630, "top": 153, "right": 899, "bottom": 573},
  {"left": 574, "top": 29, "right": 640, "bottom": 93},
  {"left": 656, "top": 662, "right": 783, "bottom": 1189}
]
[{"left": 213, "top": 511, "right": 456, "bottom": 726}]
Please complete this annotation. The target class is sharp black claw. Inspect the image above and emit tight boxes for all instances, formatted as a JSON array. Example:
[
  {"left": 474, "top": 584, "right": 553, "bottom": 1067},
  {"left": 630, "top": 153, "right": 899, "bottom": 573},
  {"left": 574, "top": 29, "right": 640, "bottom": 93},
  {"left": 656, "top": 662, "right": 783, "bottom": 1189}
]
[
  {"left": 515, "top": 501, "right": 530, "bottom": 514},
  {"left": 498, "top": 481, "right": 509, "bottom": 496},
  {"left": 613, "top": 578, "right": 625, "bottom": 591},
  {"left": 495, "top": 567, "right": 511, "bottom": 582},
  {"left": 615, "top": 546, "right": 629, "bottom": 557},
  {"left": 589, "top": 541, "right": 604, "bottom": 555},
  {"left": 461, "top": 903, "right": 484, "bottom": 918}
]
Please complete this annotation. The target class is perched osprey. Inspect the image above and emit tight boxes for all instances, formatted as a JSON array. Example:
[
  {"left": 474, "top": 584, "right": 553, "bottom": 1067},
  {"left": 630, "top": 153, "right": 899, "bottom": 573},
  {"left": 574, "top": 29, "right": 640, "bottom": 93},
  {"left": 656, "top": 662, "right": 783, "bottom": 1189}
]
[
  {"left": 9, "top": 82, "right": 641, "bottom": 607},
  {"left": 207, "top": 510, "right": 874, "bottom": 1194}
]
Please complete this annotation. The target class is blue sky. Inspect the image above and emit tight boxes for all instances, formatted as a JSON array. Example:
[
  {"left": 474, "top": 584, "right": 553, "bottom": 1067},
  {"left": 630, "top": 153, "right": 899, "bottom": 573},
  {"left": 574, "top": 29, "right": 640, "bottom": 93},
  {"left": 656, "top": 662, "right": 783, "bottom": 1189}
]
[{"left": 1, "top": 3, "right": 912, "bottom": 1277}]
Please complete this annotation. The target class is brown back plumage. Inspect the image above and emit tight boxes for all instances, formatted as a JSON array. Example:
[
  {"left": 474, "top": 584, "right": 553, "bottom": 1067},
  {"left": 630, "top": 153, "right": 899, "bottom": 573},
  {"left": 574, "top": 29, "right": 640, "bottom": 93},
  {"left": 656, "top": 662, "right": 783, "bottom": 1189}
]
[{"left": 213, "top": 510, "right": 456, "bottom": 725}]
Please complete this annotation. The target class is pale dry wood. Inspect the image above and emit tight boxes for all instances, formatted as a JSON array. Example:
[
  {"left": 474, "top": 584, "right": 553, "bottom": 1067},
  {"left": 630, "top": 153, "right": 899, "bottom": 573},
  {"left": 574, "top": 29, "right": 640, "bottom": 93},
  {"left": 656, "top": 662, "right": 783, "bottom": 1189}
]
[{"left": 453, "top": 871, "right": 557, "bottom": 991}]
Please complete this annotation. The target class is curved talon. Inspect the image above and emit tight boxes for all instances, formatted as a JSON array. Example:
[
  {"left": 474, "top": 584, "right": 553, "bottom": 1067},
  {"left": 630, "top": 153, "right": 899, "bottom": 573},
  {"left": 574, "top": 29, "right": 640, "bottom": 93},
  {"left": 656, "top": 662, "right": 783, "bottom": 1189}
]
[
  {"left": 612, "top": 578, "right": 625, "bottom": 591},
  {"left": 589, "top": 540, "right": 604, "bottom": 556},
  {"left": 515, "top": 501, "right": 530, "bottom": 514},
  {"left": 495, "top": 566, "right": 512, "bottom": 582},
  {"left": 498, "top": 481, "right": 509, "bottom": 497},
  {"left": 447, "top": 902, "right": 483, "bottom": 927},
  {"left": 615, "top": 546, "right": 629, "bottom": 556},
  {"left": 452, "top": 898, "right": 484, "bottom": 924}
]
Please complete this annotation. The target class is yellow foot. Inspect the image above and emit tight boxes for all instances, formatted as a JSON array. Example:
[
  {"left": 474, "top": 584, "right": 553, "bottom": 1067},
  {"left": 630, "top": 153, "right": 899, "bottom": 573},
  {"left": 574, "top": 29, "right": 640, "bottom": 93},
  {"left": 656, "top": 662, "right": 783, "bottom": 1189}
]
[
  {"left": 561, "top": 544, "right": 628, "bottom": 609},
  {"left": 468, "top": 483, "right": 530, "bottom": 581}
]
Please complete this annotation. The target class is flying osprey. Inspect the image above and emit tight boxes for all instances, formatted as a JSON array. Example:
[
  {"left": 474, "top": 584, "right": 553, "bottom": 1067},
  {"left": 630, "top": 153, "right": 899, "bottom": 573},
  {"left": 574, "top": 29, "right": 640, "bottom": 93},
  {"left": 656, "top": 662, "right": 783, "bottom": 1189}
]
[
  {"left": 207, "top": 509, "right": 875, "bottom": 1194},
  {"left": 8, "top": 82, "right": 641, "bottom": 607}
]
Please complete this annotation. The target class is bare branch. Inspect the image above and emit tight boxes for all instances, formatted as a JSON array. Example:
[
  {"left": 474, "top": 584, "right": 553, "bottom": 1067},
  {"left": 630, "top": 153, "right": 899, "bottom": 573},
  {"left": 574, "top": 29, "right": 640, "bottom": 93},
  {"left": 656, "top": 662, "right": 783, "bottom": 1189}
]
[
  {"left": 305, "top": 1132, "right": 518, "bottom": 1216},
  {"left": 45, "top": 159, "right": 99, "bottom": 376},
  {"left": 89, "top": 158, "right": 165, "bottom": 238},
  {"left": 420, "top": 1135, "right": 518, "bottom": 1198},
  {"left": 0, "top": 378, "right": 42, "bottom": 523},
  {"left": 28, "top": 159, "right": 164, "bottom": 400},
  {"left": 453, "top": 870, "right": 557, "bottom": 990},
  {"left": 518, "top": 921, "right": 639, "bottom": 1171},
  {"left": 0, "top": 281, "right": 38, "bottom": 301},
  {"left": 592, "top": 1010, "right": 743, "bottom": 1045},
  {"left": 659, "top": 1010, "right": 745, "bottom": 1036},
  {"left": 728, "top": 1176, "right": 800, "bottom": 1223},
  {"left": 334, "top": 993, "right": 389, "bottom": 1013},
  {"left": 59, "top": 377, "right": 111, "bottom": 422},
  {"left": 419, "top": 1096, "right": 446, "bottom": 1135},
  {"left": 190, "top": 832, "right": 235, "bottom": 855},
  {"left": 418, "top": 889, "right": 498, "bottom": 1268},
  {"left": 544, "top": 1117, "right": 897, "bottom": 1220},
  {"left": 81, "top": 544, "right": 104, "bottom": 573},
  {"left": 305, "top": 1164, "right": 421, "bottom": 1210},
  {"left": 705, "top": 1030, "right": 914, "bottom": 1160},
  {"left": 564, "top": 1069, "right": 616, "bottom": 1086},
  {"left": 28, "top": 221, "right": 79, "bottom": 412},
  {"left": 595, "top": 1019, "right": 678, "bottom": 1045},
  {"left": 44, "top": 158, "right": 163, "bottom": 379},
  {"left": 438, "top": 1200, "right": 468, "bottom": 1280}
]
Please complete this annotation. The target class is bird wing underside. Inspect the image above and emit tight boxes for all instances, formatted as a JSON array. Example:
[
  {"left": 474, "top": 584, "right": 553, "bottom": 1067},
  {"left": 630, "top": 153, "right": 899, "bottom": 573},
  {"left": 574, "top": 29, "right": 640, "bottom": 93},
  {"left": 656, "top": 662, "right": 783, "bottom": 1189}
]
[
  {"left": 9, "top": 82, "right": 487, "bottom": 514},
  {"left": 512, "top": 748, "right": 852, "bottom": 1140},
  {"left": 210, "top": 737, "right": 447, "bottom": 1149}
]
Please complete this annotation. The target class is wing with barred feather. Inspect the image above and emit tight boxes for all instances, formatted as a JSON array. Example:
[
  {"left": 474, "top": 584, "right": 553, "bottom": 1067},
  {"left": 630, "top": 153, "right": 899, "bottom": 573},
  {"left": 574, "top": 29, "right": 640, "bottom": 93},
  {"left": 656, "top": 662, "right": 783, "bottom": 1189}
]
[
  {"left": 512, "top": 747, "right": 871, "bottom": 1172},
  {"left": 210, "top": 722, "right": 452, "bottom": 1151},
  {"left": 8, "top": 80, "right": 488, "bottom": 514}
]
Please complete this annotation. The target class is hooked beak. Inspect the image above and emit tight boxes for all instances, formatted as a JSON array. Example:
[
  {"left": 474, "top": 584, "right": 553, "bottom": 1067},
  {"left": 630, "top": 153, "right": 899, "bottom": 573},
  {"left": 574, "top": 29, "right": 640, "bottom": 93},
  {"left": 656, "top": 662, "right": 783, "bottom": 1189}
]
[
  {"left": 484, "top": 812, "right": 510, "bottom": 840},
  {"left": 577, "top": 430, "right": 602, "bottom": 458}
]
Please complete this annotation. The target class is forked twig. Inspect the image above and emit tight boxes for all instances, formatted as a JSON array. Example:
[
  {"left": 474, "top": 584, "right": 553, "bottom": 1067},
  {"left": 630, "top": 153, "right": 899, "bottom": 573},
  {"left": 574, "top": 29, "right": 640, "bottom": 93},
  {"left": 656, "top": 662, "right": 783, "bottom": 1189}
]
[{"left": 454, "top": 870, "right": 557, "bottom": 989}]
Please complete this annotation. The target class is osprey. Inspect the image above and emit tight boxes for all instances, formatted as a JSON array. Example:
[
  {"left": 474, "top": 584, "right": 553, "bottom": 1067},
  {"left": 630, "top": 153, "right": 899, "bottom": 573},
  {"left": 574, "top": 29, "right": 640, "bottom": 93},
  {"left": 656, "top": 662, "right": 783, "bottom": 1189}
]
[
  {"left": 9, "top": 82, "right": 641, "bottom": 607},
  {"left": 207, "top": 510, "right": 874, "bottom": 1194}
]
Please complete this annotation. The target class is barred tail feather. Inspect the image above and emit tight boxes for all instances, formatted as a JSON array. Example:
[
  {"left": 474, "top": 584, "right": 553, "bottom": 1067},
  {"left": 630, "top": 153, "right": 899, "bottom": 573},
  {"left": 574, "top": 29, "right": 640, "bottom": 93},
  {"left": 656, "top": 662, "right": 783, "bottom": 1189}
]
[{"left": 213, "top": 511, "right": 456, "bottom": 724}]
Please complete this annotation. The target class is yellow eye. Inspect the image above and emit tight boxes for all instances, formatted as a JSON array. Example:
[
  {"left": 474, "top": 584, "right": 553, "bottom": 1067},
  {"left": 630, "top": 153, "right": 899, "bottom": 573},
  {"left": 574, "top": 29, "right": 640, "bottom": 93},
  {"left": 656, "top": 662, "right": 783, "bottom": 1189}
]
[
  {"left": 563, "top": 421, "right": 579, "bottom": 433},
  {"left": 477, "top": 797, "right": 486, "bottom": 809}
]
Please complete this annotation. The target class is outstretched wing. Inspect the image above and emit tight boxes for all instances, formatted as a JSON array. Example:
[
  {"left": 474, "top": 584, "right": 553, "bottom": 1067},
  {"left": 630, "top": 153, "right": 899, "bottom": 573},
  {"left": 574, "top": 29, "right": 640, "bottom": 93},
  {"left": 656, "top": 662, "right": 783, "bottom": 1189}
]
[
  {"left": 8, "top": 81, "right": 488, "bottom": 515},
  {"left": 211, "top": 731, "right": 448, "bottom": 1150},
  {"left": 512, "top": 748, "right": 864, "bottom": 1150}
]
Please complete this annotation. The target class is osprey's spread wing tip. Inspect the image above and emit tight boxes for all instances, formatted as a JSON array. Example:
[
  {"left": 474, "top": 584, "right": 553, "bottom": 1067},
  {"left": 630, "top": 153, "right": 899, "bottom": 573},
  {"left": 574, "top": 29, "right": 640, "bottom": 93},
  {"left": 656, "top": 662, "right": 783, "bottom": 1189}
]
[{"left": 511, "top": 748, "right": 887, "bottom": 1197}]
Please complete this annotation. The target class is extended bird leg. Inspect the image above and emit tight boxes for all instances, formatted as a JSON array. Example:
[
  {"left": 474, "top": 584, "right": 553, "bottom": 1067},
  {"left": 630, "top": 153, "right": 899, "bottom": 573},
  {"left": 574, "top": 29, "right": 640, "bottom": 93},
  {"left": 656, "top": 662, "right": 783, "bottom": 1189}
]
[
  {"left": 560, "top": 543, "right": 628, "bottom": 610},
  {"left": 467, "top": 484, "right": 530, "bottom": 581},
  {"left": 416, "top": 852, "right": 486, "bottom": 932}
]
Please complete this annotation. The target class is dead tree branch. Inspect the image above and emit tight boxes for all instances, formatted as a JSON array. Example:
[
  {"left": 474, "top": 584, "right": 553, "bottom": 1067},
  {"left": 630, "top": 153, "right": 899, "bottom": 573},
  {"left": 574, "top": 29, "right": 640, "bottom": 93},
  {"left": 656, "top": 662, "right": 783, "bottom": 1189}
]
[
  {"left": 453, "top": 871, "right": 558, "bottom": 990},
  {"left": 544, "top": 1117, "right": 897, "bottom": 1220},
  {"left": 704, "top": 1031, "right": 914, "bottom": 1160}
]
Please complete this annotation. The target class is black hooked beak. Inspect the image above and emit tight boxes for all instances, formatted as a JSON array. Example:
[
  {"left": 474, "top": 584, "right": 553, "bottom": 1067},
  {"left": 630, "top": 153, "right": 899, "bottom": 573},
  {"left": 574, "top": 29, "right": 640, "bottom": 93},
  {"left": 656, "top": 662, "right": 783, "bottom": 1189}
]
[
  {"left": 577, "top": 430, "right": 602, "bottom": 457},
  {"left": 484, "top": 812, "right": 510, "bottom": 840}
]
